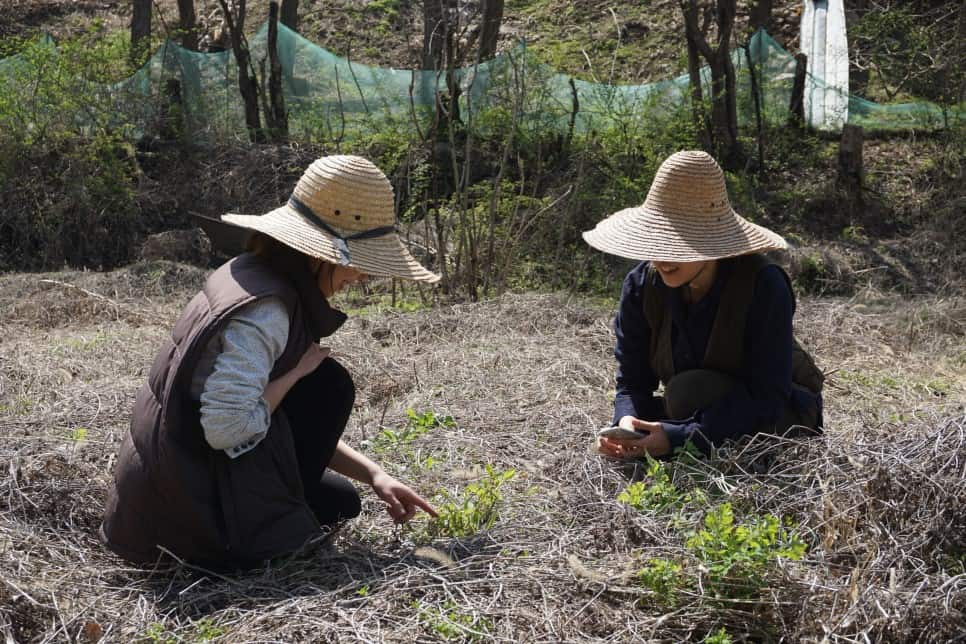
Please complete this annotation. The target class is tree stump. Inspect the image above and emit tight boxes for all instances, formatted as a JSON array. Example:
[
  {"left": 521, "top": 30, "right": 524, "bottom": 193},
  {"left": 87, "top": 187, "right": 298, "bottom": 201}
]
[
  {"left": 788, "top": 53, "right": 807, "bottom": 129},
  {"left": 837, "top": 124, "right": 864, "bottom": 200}
]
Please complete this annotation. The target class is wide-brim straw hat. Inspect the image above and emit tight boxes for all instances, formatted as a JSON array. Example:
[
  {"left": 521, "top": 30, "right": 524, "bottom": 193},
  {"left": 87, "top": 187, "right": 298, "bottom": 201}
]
[
  {"left": 582, "top": 150, "right": 786, "bottom": 262},
  {"left": 223, "top": 155, "right": 440, "bottom": 283}
]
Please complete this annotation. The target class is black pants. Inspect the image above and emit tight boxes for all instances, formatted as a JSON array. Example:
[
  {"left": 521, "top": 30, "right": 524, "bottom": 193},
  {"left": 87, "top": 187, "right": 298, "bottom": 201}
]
[
  {"left": 664, "top": 369, "right": 819, "bottom": 436},
  {"left": 280, "top": 358, "right": 362, "bottom": 526}
]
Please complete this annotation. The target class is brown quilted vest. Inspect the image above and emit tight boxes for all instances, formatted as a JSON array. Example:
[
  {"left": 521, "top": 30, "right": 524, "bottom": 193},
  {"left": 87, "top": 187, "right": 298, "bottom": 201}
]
[
  {"left": 101, "top": 252, "right": 346, "bottom": 569},
  {"left": 643, "top": 254, "right": 824, "bottom": 394}
]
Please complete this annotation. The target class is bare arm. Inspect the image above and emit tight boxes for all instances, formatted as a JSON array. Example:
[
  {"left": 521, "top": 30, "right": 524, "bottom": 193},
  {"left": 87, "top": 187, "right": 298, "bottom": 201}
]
[
  {"left": 327, "top": 439, "right": 382, "bottom": 485},
  {"left": 329, "top": 439, "right": 438, "bottom": 523}
]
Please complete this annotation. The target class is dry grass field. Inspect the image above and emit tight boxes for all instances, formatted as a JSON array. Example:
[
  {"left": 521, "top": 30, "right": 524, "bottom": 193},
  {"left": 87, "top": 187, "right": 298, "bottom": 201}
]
[{"left": 0, "top": 261, "right": 963, "bottom": 642}]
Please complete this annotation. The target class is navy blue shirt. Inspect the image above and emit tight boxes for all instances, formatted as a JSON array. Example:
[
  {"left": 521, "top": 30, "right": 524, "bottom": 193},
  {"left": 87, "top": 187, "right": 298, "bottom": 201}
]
[{"left": 612, "top": 260, "right": 820, "bottom": 452}]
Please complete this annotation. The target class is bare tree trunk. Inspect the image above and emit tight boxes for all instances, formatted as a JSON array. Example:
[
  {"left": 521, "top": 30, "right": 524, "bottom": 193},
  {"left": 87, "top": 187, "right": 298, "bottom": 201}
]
[
  {"left": 749, "top": 0, "right": 772, "bottom": 32},
  {"left": 682, "top": 1, "right": 711, "bottom": 151},
  {"left": 177, "top": 0, "right": 199, "bottom": 50},
  {"left": 714, "top": 0, "right": 740, "bottom": 167},
  {"left": 130, "top": 0, "right": 152, "bottom": 67},
  {"left": 744, "top": 42, "right": 765, "bottom": 171},
  {"left": 423, "top": 0, "right": 460, "bottom": 133},
  {"left": 679, "top": 0, "right": 741, "bottom": 168},
  {"left": 837, "top": 124, "right": 864, "bottom": 201},
  {"left": 423, "top": 0, "right": 456, "bottom": 70},
  {"left": 789, "top": 52, "right": 807, "bottom": 129},
  {"left": 217, "top": 0, "right": 264, "bottom": 142},
  {"left": 479, "top": 0, "right": 504, "bottom": 60},
  {"left": 280, "top": 0, "right": 299, "bottom": 31},
  {"left": 423, "top": 0, "right": 442, "bottom": 69},
  {"left": 265, "top": 2, "right": 288, "bottom": 141}
]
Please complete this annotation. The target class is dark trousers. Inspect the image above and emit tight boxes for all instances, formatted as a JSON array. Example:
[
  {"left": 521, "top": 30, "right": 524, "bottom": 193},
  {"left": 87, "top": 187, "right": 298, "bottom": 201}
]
[
  {"left": 664, "top": 369, "right": 819, "bottom": 436},
  {"left": 280, "top": 358, "right": 362, "bottom": 526}
]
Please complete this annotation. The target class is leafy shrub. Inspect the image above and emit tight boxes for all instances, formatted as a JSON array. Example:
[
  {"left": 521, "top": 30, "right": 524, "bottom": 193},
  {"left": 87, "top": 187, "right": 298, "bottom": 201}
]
[
  {"left": 426, "top": 465, "right": 515, "bottom": 538},
  {"left": 0, "top": 30, "right": 141, "bottom": 270},
  {"left": 685, "top": 503, "right": 807, "bottom": 600},
  {"left": 631, "top": 492, "right": 807, "bottom": 604}
]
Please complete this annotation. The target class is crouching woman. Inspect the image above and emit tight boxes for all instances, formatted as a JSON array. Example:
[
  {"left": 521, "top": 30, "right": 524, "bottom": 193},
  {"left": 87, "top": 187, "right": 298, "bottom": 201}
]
[
  {"left": 583, "top": 151, "right": 824, "bottom": 460},
  {"left": 102, "top": 155, "right": 439, "bottom": 570}
]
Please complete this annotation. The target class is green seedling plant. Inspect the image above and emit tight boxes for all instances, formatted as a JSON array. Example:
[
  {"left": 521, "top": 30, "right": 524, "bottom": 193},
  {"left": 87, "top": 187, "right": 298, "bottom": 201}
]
[
  {"left": 415, "top": 600, "right": 493, "bottom": 642},
  {"left": 635, "top": 557, "right": 686, "bottom": 607},
  {"left": 617, "top": 456, "right": 706, "bottom": 513},
  {"left": 139, "top": 618, "right": 224, "bottom": 644},
  {"left": 703, "top": 627, "right": 734, "bottom": 644},
  {"left": 425, "top": 465, "right": 515, "bottom": 538},
  {"left": 368, "top": 408, "right": 455, "bottom": 454}
]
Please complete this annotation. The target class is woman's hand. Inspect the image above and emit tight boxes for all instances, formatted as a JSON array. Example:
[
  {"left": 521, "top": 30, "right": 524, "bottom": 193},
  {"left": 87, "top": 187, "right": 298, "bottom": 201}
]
[
  {"left": 596, "top": 415, "right": 671, "bottom": 458},
  {"left": 294, "top": 344, "right": 331, "bottom": 378},
  {"left": 371, "top": 471, "right": 438, "bottom": 524}
]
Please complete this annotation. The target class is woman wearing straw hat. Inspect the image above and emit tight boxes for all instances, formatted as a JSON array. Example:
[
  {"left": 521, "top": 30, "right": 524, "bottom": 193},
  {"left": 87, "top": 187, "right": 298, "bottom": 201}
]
[
  {"left": 584, "top": 151, "right": 823, "bottom": 460},
  {"left": 102, "top": 155, "right": 439, "bottom": 569}
]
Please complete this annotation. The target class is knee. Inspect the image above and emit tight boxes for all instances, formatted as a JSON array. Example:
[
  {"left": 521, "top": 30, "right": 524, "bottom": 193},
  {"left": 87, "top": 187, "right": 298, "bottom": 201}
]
[
  {"left": 338, "top": 486, "right": 362, "bottom": 520},
  {"left": 316, "top": 357, "right": 356, "bottom": 409},
  {"left": 312, "top": 473, "right": 362, "bottom": 524}
]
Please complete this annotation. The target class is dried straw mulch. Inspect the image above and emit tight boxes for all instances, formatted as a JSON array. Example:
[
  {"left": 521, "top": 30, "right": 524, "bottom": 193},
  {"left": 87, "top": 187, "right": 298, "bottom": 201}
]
[{"left": 0, "top": 263, "right": 963, "bottom": 643}]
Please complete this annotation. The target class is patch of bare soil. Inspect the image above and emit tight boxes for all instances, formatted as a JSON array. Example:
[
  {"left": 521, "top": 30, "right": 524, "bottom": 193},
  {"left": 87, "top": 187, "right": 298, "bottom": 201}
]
[{"left": 0, "top": 263, "right": 963, "bottom": 642}]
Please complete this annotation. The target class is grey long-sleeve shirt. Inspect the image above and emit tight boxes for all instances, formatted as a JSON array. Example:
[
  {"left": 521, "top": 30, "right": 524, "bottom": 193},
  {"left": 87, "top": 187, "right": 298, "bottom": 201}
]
[{"left": 189, "top": 296, "right": 290, "bottom": 458}]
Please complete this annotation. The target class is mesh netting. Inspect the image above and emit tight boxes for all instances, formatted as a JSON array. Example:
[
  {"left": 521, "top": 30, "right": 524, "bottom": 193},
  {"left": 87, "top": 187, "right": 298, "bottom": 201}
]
[{"left": 1, "top": 23, "right": 962, "bottom": 142}]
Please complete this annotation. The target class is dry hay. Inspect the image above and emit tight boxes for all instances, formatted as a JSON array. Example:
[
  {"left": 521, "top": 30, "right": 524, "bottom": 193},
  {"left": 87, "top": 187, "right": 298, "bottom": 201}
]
[{"left": 0, "top": 265, "right": 964, "bottom": 643}]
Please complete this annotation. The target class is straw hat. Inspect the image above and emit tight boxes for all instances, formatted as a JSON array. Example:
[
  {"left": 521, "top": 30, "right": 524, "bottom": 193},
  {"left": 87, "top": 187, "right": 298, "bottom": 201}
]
[
  {"left": 223, "top": 155, "right": 440, "bottom": 283},
  {"left": 582, "top": 150, "right": 786, "bottom": 262}
]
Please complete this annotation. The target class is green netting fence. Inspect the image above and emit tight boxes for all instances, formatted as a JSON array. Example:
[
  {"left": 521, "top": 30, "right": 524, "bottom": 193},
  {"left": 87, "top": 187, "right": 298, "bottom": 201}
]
[{"left": 1, "top": 22, "right": 962, "bottom": 144}]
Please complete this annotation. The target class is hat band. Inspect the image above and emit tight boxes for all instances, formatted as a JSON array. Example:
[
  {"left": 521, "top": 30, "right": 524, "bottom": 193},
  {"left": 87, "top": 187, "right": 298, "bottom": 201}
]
[{"left": 287, "top": 196, "right": 396, "bottom": 266}]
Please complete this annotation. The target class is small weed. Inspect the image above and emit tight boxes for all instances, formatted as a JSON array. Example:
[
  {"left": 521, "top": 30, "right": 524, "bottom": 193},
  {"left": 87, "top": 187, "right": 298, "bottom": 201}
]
[
  {"left": 140, "top": 623, "right": 174, "bottom": 644},
  {"left": 841, "top": 224, "right": 868, "bottom": 243},
  {"left": 13, "top": 395, "right": 33, "bottom": 415},
  {"left": 367, "top": 408, "right": 455, "bottom": 454},
  {"left": 356, "top": 584, "right": 370, "bottom": 597},
  {"left": 703, "top": 627, "right": 734, "bottom": 644},
  {"left": 617, "top": 456, "right": 705, "bottom": 513},
  {"left": 635, "top": 558, "right": 685, "bottom": 606},
  {"left": 60, "top": 331, "right": 109, "bottom": 352},
  {"left": 191, "top": 619, "right": 225, "bottom": 642},
  {"left": 425, "top": 465, "right": 515, "bottom": 538},
  {"left": 68, "top": 427, "right": 89, "bottom": 442},
  {"left": 416, "top": 600, "right": 493, "bottom": 642},
  {"left": 139, "top": 618, "right": 224, "bottom": 643},
  {"left": 919, "top": 377, "right": 952, "bottom": 397},
  {"left": 794, "top": 251, "right": 827, "bottom": 293}
]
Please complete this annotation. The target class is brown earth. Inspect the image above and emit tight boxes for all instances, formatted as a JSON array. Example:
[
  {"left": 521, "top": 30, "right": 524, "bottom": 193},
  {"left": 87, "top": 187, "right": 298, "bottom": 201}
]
[{"left": 0, "top": 263, "right": 963, "bottom": 642}]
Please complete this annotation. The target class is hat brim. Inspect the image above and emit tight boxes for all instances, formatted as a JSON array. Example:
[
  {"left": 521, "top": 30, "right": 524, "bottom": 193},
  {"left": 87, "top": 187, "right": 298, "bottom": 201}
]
[
  {"left": 223, "top": 206, "right": 440, "bottom": 284},
  {"left": 582, "top": 205, "right": 787, "bottom": 262}
]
